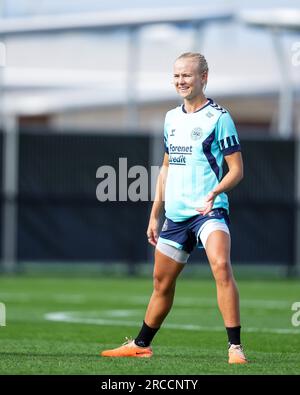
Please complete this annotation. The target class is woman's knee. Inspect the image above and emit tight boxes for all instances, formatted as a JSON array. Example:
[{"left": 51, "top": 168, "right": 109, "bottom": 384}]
[
  {"left": 210, "top": 259, "right": 233, "bottom": 284},
  {"left": 152, "top": 251, "right": 184, "bottom": 295},
  {"left": 153, "top": 272, "right": 176, "bottom": 296}
]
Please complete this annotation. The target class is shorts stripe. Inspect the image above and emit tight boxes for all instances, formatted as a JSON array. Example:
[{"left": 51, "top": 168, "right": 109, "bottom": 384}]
[{"left": 158, "top": 237, "right": 183, "bottom": 250}]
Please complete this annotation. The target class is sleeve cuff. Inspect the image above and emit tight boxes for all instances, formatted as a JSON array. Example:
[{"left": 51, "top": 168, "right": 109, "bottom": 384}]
[{"left": 222, "top": 145, "right": 241, "bottom": 156}]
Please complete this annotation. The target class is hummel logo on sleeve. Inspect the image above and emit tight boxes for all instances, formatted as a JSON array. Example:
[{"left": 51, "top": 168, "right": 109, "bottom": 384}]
[{"left": 210, "top": 102, "right": 227, "bottom": 114}]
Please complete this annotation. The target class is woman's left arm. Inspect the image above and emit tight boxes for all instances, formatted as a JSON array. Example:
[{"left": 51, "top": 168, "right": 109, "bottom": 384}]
[
  {"left": 214, "top": 151, "right": 244, "bottom": 195},
  {"left": 197, "top": 152, "right": 243, "bottom": 215}
]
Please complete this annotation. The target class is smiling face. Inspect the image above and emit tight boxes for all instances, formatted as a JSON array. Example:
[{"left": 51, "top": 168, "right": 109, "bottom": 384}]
[{"left": 173, "top": 57, "right": 208, "bottom": 101}]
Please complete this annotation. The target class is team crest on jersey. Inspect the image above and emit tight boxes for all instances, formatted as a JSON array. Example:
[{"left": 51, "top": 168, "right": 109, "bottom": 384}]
[
  {"left": 191, "top": 127, "right": 203, "bottom": 141},
  {"left": 162, "top": 219, "right": 168, "bottom": 231}
]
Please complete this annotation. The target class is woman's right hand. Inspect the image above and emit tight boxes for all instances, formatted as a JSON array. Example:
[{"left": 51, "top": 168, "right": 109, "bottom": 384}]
[{"left": 146, "top": 217, "right": 159, "bottom": 247}]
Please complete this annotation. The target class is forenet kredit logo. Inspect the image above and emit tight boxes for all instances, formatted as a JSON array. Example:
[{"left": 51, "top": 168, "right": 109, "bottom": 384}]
[{"left": 0, "top": 303, "right": 6, "bottom": 326}]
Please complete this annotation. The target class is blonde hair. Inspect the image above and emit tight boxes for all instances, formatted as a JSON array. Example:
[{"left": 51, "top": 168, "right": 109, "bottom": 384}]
[{"left": 176, "top": 52, "right": 209, "bottom": 75}]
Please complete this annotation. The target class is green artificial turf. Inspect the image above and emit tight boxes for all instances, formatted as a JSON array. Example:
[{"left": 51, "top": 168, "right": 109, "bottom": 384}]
[{"left": 0, "top": 275, "right": 299, "bottom": 375}]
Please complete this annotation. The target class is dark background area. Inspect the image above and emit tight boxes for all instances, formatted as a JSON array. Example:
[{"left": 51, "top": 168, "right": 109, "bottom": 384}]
[{"left": 0, "top": 130, "right": 295, "bottom": 267}]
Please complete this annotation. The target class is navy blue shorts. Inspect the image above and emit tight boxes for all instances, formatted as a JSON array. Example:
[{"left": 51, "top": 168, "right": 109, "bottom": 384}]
[{"left": 158, "top": 208, "right": 230, "bottom": 254}]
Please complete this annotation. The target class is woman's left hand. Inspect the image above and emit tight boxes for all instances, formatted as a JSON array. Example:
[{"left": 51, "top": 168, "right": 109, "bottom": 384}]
[{"left": 196, "top": 191, "right": 217, "bottom": 216}]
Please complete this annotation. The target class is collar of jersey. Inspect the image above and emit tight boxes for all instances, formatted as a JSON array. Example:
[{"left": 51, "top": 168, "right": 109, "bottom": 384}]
[{"left": 182, "top": 98, "right": 212, "bottom": 114}]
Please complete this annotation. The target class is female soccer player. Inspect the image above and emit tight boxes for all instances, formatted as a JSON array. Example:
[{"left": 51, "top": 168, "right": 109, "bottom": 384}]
[{"left": 101, "top": 52, "right": 247, "bottom": 364}]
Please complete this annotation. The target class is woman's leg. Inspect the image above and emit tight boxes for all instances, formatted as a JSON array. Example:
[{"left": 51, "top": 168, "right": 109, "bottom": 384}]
[
  {"left": 198, "top": 229, "right": 247, "bottom": 363},
  {"left": 144, "top": 248, "right": 185, "bottom": 328},
  {"left": 101, "top": 247, "right": 185, "bottom": 357},
  {"left": 204, "top": 230, "right": 240, "bottom": 327}
]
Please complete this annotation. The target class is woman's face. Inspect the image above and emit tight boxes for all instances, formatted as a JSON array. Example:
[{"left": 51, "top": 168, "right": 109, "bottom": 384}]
[{"left": 173, "top": 58, "right": 207, "bottom": 100}]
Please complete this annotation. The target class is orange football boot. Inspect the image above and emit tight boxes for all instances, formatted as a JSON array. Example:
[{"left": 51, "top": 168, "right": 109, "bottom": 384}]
[
  {"left": 228, "top": 344, "right": 248, "bottom": 364},
  {"left": 101, "top": 337, "right": 153, "bottom": 358}
]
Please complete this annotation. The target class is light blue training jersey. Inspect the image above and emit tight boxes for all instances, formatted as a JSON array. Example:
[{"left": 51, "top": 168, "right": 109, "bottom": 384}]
[{"left": 163, "top": 98, "right": 241, "bottom": 222}]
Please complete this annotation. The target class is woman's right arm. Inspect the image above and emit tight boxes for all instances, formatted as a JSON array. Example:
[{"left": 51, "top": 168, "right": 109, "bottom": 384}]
[{"left": 146, "top": 153, "right": 169, "bottom": 246}]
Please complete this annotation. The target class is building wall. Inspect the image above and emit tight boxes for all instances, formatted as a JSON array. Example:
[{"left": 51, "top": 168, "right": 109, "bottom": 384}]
[{"left": 50, "top": 96, "right": 294, "bottom": 136}]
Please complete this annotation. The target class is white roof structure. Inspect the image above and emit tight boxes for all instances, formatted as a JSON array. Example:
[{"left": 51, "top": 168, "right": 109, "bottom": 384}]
[
  {"left": 238, "top": 8, "right": 300, "bottom": 30},
  {"left": 0, "top": 7, "right": 233, "bottom": 35}
]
